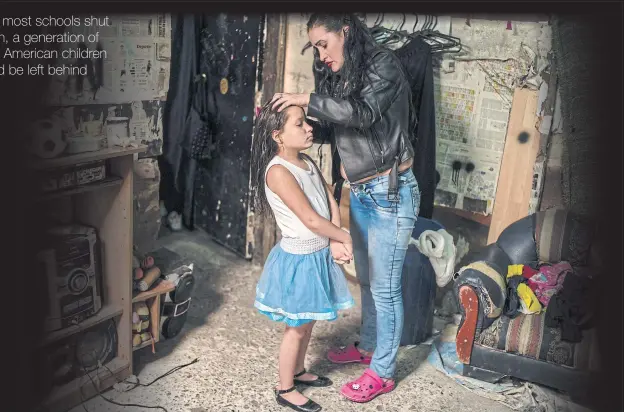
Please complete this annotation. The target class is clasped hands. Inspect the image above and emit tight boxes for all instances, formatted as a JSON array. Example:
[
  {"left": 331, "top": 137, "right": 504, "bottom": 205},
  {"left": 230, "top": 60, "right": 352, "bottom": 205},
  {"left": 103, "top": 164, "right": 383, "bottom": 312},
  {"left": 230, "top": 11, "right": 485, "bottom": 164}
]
[{"left": 330, "top": 228, "right": 354, "bottom": 265}]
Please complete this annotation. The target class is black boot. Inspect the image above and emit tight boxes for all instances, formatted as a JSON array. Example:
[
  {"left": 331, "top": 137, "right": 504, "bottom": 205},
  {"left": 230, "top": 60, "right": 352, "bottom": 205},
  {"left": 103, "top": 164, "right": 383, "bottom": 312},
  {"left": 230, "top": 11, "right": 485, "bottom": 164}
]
[
  {"left": 275, "top": 386, "right": 322, "bottom": 412},
  {"left": 294, "top": 369, "right": 332, "bottom": 387}
]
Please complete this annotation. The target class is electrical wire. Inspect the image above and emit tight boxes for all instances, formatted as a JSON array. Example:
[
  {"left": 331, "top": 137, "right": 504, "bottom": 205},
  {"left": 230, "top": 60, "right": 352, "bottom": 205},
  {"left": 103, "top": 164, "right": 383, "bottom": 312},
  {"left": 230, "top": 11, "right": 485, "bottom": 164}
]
[
  {"left": 81, "top": 364, "right": 169, "bottom": 412},
  {"left": 76, "top": 318, "right": 199, "bottom": 411},
  {"left": 121, "top": 358, "right": 200, "bottom": 391},
  {"left": 80, "top": 356, "right": 199, "bottom": 411},
  {"left": 78, "top": 351, "right": 168, "bottom": 412}
]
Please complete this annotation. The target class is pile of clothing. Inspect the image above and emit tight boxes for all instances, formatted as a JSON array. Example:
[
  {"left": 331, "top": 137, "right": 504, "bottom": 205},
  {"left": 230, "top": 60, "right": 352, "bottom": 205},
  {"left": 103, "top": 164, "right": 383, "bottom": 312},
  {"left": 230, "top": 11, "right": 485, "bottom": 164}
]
[{"left": 503, "top": 261, "right": 595, "bottom": 343}]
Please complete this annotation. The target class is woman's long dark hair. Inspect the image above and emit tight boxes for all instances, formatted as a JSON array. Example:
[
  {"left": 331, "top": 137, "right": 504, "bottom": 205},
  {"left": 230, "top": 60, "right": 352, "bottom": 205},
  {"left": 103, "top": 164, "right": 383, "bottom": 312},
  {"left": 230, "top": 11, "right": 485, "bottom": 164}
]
[
  {"left": 249, "top": 101, "right": 289, "bottom": 219},
  {"left": 306, "top": 13, "right": 385, "bottom": 149},
  {"left": 307, "top": 14, "right": 417, "bottom": 147},
  {"left": 307, "top": 13, "right": 378, "bottom": 100}
]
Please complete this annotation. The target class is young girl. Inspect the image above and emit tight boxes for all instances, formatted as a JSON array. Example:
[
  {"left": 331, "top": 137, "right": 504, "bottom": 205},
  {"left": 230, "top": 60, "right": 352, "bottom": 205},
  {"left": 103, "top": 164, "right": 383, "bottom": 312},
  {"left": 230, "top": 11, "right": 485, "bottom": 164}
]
[
  {"left": 270, "top": 14, "right": 420, "bottom": 403},
  {"left": 250, "top": 101, "right": 355, "bottom": 412}
]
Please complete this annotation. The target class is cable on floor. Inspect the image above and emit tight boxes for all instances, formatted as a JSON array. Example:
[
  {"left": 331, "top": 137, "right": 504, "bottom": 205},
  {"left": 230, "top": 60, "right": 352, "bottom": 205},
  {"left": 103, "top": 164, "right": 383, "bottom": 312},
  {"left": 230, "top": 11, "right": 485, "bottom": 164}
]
[{"left": 78, "top": 348, "right": 199, "bottom": 411}]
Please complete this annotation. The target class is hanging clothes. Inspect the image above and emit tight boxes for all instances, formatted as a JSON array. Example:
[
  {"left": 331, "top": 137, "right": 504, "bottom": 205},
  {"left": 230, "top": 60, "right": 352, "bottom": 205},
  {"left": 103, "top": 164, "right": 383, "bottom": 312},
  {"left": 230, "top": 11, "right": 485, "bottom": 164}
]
[
  {"left": 395, "top": 37, "right": 437, "bottom": 219},
  {"left": 160, "top": 15, "right": 205, "bottom": 228}
]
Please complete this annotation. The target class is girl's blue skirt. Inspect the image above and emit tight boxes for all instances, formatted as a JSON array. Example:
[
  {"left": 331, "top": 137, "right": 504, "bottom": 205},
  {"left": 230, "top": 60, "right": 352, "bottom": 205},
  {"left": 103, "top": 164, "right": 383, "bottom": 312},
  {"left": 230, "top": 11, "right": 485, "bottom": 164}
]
[{"left": 254, "top": 244, "right": 355, "bottom": 327}]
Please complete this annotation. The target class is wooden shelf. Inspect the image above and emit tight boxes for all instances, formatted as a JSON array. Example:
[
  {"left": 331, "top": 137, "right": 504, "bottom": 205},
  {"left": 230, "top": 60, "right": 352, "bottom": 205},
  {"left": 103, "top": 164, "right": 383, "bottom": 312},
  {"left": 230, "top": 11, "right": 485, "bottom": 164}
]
[
  {"left": 29, "top": 145, "right": 148, "bottom": 170},
  {"left": 435, "top": 205, "right": 492, "bottom": 226},
  {"left": 35, "top": 146, "right": 137, "bottom": 412},
  {"left": 132, "top": 280, "right": 175, "bottom": 303},
  {"left": 43, "top": 356, "right": 130, "bottom": 411},
  {"left": 133, "top": 339, "right": 155, "bottom": 352},
  {"left": 41, "top": 304, "right": 124, "bottom": 346},
  {"left": 36, "top": 176, "right": 123, "bottom": 202},
  {"left": 132, "top": 282, "right": 172, "bottom": 352}
]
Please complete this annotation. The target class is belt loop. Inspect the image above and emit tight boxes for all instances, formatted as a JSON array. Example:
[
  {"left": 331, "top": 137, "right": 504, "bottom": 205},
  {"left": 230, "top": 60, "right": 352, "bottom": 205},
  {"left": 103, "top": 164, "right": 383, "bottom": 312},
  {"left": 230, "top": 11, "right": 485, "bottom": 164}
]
[{"left": 387, "top": 157, "right": 400, "bottom": 202}]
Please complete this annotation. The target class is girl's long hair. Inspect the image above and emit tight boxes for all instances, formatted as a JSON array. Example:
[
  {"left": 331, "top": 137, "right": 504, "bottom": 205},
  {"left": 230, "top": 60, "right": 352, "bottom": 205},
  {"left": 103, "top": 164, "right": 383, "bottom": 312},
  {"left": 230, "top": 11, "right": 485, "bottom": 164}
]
[{"left": 249, "top": 101, "right": 288, "bottom": 219}]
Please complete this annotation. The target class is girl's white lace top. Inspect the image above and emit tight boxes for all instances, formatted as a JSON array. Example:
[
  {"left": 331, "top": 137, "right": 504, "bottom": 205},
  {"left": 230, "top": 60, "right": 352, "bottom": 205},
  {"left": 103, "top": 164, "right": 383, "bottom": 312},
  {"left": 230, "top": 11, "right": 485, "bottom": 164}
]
[{"left": 265, "top": 155, "right": 330, "bottom": 254}]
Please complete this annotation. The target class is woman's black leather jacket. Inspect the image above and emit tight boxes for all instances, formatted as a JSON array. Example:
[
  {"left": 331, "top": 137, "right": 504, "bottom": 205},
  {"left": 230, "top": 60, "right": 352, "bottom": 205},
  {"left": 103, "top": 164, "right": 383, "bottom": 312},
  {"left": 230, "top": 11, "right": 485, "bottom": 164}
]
[{"left": 307, "top": 48, "right": 416, "bottom": 202}]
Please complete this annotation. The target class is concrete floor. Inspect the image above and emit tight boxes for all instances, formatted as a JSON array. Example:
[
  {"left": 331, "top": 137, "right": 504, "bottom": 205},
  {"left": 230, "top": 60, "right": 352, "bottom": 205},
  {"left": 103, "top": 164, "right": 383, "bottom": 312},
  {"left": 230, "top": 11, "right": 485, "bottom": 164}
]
[{"left": 73, "top": 228, "right": 511, "bottom": 412}]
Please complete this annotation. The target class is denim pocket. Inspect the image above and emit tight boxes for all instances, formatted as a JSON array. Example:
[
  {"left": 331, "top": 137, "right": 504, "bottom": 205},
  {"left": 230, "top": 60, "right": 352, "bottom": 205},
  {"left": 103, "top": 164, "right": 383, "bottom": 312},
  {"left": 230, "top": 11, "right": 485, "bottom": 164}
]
[
  {"left": 410, "top": 186, "right": 421, "bottom": 217},
  {"left": 365, "top": 189, "right": 397, "bottom": 213}
]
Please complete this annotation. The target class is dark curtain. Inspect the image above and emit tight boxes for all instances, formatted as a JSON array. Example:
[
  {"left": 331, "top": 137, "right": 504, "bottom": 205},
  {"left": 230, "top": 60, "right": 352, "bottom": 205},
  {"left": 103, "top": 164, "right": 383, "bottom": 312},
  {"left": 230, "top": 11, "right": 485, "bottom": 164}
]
[
  {"left": 395, "top": 37, "right": 437, "bottom": 219},
  {"left": 160, "top": 14, "right": 205, "bottom": 228}
]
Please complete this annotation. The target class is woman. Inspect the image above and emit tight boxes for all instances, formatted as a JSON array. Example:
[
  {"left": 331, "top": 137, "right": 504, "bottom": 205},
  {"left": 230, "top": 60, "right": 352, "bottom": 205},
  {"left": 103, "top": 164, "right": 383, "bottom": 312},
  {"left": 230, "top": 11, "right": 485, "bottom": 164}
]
[{"left": 271, "top": 13, "right": 420, "bottom": 403}]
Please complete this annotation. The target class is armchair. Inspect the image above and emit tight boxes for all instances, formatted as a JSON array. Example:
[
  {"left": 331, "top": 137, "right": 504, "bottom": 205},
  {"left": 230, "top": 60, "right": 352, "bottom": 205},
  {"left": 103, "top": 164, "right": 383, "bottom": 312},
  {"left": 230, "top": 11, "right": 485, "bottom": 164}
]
[{"left": 453, "top": 209, "right": 601, "bottom": 398}]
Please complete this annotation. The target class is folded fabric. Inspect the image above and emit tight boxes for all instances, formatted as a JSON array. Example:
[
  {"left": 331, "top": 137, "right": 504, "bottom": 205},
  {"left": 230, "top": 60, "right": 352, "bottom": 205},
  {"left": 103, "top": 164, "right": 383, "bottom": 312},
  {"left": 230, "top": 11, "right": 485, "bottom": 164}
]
[
  {"left": 504, "top": 266, "right": 542, "bottom": 317},
  {"left": 516, "top": 283, "right": 542, "bottom": 314},
  {"left": 528, "top": 261, "right": 572, "bottom": 307},
  {"left": 522, "top": 264, "right": 539, "bottom": 280},
  {"left": 508, "top": 264, "right": 523, "bottom": 277},
  {"left": 414, "top": 229, "right": 457, "bottom": 287},
  {"left": 503, "top": 275, "right": 525, "bottom": 318}
]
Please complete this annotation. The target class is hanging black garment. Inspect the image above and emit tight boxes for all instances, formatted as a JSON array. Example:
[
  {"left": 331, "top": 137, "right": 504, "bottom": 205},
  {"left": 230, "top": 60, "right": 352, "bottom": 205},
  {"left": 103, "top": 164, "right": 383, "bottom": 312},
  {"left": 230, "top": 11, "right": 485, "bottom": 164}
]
[
  {"left": 395, "top": 37, "right": 437, "bottom": 219},
  {"left": 160, "top": 15, "right": 204, "bottom": 228},
  {"left": 183, "top": 76, "right": 219, "bottom": 161}
]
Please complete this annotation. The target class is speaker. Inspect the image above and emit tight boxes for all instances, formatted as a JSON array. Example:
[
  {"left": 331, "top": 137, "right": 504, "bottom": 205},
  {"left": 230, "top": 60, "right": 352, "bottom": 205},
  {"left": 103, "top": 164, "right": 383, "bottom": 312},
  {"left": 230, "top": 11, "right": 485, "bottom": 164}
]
[
  {"left": 160, "top": 311, "right": 189, "bottom": 340},
  {"left": 38, "top": 225, "right": 103, "bottom": 332},
  {"left": 163, "top": 264, "right": 195, "bottom": 304},
  {"left": 44, "top": 319, "right": 118, "bottom": 388},
  {"left": 160, "top": 264, "right": 195, "bottom": 340},
  {"left": 160, "top": 298, "right": 191, "bottom": 340},
  {"left": 75, "top": 319, "right": 118, "bottom": 372},
  {"left": 163, "top": 298, "right": 191, "bottom": 318}
]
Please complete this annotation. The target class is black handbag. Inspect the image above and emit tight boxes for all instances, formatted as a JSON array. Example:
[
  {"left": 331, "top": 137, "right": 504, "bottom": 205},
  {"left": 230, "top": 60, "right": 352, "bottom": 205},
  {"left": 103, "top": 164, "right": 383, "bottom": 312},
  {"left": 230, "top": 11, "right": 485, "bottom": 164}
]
[{"left": 188, "top": 74, "right": 219, "bottom": 160}]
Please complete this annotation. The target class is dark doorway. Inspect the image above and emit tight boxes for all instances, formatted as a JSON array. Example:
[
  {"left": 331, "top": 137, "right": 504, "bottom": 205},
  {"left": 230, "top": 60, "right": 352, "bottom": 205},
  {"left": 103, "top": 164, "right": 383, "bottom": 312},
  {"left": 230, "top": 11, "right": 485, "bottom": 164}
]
[{"left": 193, "top": 14, "right": 262, "bottom": 258}]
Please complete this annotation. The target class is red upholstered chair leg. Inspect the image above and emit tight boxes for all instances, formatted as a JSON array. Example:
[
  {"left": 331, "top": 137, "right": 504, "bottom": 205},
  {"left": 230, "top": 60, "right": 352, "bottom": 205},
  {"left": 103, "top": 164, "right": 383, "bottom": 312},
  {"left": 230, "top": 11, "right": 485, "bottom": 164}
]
[{"left": 456, "top": 286, "right": 479, "bottom": 364}]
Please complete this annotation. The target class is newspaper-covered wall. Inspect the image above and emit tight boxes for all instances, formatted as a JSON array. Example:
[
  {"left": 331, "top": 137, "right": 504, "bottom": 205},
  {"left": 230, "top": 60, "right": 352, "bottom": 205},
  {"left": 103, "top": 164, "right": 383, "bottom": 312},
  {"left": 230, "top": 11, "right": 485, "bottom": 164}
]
[
  {"left": 283, "top": 14, "right": 551, "bottom": 215},
  {"left": 45, "top": 14, "right": 171, "bottom": 105},
  {"left": 41, "top": 14, "right": 171, "bottom": 158},
  {"left": 433, "top": 18, "right": 552, "bottom": 214}
]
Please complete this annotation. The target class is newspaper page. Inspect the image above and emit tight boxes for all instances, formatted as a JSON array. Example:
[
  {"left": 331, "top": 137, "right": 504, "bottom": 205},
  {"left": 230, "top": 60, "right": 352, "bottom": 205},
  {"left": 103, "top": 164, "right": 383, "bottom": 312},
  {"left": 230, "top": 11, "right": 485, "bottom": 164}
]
[
  {"left": 128, "top": 100, "right": 149, "bottom": 143},
  {"left": 120, "top": 17, "right": 154, "bottom": 37},
  {"left": 43, "top": 14, "right": 172, "bottom": 105},
  {"left": 433, "top": 18, "right": 551, "bottom": 215},
  {"left": 124, "top": 100, "right": 163, "bottom": 148}
]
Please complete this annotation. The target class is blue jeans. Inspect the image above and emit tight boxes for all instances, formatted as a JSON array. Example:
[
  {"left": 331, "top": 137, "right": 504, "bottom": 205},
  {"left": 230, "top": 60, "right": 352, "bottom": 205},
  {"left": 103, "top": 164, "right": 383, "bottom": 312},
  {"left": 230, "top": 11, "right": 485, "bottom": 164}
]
[{"left": 349, "top": 168, "right": 420, "bottom": 378}]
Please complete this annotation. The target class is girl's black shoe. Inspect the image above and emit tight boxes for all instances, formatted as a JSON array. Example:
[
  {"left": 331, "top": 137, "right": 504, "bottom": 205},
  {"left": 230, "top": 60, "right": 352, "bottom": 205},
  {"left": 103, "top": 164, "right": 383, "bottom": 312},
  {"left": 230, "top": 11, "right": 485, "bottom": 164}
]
[
  {"left": 275, "top": 386, "right": 322, "bottom": 412},
  {"left": 293, "top": 369, "right": 333, "bottom": 387}
]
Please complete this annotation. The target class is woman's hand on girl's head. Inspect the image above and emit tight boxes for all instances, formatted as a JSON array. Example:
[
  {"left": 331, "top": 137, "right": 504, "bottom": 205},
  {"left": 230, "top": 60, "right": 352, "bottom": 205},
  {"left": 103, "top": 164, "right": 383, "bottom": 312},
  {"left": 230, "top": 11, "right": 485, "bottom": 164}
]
[{"left": 271, "top": 93, "right": 311, "bottom": 112}]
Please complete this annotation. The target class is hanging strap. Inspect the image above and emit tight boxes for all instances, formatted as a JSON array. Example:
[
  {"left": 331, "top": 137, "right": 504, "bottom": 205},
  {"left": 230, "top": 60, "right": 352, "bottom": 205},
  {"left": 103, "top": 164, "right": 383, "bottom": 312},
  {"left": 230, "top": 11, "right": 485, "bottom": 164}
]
[
  {"left": 191, "top": 74, "right": 208, "bottom": 119},
  {"left": 191, "top": 73, "right": 219, "bottom": 122},
  {"left": 387, "top": 156, "right": 400, "bottom": 202}
]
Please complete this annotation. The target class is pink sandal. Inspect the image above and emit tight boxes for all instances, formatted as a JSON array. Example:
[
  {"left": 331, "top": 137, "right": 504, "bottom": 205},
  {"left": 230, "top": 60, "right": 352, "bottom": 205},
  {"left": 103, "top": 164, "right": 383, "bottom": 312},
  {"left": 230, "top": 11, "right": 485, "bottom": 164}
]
[
  {"left": 341, "top": 368, "right": 395, "bottom": 403},
  {"left": 327, "top": 342, "right": 372, "bottom": 365}
]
